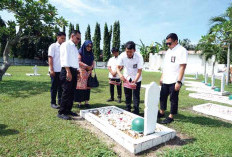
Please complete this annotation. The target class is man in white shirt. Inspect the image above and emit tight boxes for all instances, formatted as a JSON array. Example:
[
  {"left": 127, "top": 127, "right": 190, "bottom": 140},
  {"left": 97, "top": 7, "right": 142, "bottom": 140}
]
[
  {"left": 58, "top": 30, "right": 81, "bottom": 120},
  {"left": 107, "top": 47, "right": 122, "bottom": 103},
  {"left": 117, "top": 41, "right": 144, "bottom": 115},
  {"left": 48, "top": 32, "right": 66, "bottom": 109},
  {"left": 158, "top": 33, "right": 188, "bottom": 124}
]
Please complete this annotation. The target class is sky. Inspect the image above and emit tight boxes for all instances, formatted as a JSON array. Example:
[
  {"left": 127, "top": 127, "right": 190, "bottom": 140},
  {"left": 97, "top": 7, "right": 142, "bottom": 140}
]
[{"left": 0, "top": 0, "right": 231, "bottom": 48}]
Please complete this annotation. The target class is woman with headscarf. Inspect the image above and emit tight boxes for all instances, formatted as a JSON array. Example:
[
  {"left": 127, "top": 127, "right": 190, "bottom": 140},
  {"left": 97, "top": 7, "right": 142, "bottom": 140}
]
[{"left": 74, "top": 40, "right": 94, "bottom": 108}]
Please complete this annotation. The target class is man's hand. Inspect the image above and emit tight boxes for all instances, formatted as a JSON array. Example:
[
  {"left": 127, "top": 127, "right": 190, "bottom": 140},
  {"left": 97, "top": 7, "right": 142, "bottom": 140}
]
[
  {"left": 175, "top": 82, "right": 181, "bottom": 91},
  {"left": 160, "top": 79, "right": 163, "bottom": 86},
  {"left": 66, "top": 72, "right": 72, "bottom": 82},
  {"left": 120, "top": 75, "right": 126, "bottom": 82},
  {"left": 50, "top": 70, "right": 55, "bottom": 77},
  {"left": 131, "top": 80, "right": 137, "bottom": 84},
  {"left": 112, "top": 71, "right": 117, "bottom": 77}
]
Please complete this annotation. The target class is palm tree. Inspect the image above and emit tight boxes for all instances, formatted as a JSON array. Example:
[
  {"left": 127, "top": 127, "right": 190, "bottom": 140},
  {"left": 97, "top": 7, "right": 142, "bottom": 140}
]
[
  {"left": 196, "top": 34, "right": 224, "bottom": 77},
  {"left": 209, "top": 3, "right": 232, "bottom": 84}
]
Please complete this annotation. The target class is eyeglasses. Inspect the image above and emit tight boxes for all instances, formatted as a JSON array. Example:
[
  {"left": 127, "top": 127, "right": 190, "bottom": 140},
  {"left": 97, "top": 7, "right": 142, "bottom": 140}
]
[{"left": 166, "top": 42, "right": 172, "bottom": 46}]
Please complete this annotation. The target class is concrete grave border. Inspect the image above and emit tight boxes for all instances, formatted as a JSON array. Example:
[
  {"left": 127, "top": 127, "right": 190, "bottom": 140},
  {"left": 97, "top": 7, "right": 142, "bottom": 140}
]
[{"left": 80, "top": 106, "right": 176, "bottom": 154}]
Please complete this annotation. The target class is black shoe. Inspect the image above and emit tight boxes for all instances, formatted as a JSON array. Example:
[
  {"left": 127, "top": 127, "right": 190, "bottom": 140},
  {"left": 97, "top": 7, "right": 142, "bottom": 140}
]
[
  {"left": 107, "top": 98, "right": 114, "bottom": 102},
  {"left": 160, "top": 117, "right": 174, "bottom": 124},
  {"left": 133, "top": 110, "right": 139, "bottom": 115},
  {"left": 157, "top": 112, "right": 165, "bottom": 118},
  {"left": 51, "top": 104, "right": 60, "bottom": 109},
  {"left": 85, "top": 104, "right": 90, "bottom": 108},
  {"left": 117, "top": 98, "right": 121, "bottom": 103},
  {"left": 57, "top": 113, "right": 71, "bottom": 120},
  {"left": 67, "top": 111, "right": 78, "bottom": 117}
]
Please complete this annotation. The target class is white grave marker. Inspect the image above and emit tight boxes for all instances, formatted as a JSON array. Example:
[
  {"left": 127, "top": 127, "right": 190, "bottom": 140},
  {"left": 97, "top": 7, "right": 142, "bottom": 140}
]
[
  {"left": 144, "top": 82, "right": 160, "bottom": 136},
  {"left": 205, "top": 73, "right": 208, "bottom": 85},
  {"left": 195, "top": 72, "right": 198, "bottom": 80},
  {"left": 26, "top": 65, "right": 41, "bottom": 76},
  {"left": 221, "top": 73, "right": 225, "bottom": 92},
  {"left": 211, "top": 74, "right": 215, "bottom": 89}
]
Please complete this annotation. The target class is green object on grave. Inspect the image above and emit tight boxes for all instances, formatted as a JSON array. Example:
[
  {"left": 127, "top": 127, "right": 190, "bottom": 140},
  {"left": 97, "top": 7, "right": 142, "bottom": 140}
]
[
  {"left": 131, "top": 117, "right": 144, "bottom": 133},
  {"left": 202, "top": 81, "right": 205, "bottom": 83},
  {"left": 207, "top": 83, "right": 211, "bottom": 86},
  {"left": 229, "top": 95, "right": 232, "bottom": 100},
  {"left": 214, "top": 87, "right": 220, "bottom": 92}
]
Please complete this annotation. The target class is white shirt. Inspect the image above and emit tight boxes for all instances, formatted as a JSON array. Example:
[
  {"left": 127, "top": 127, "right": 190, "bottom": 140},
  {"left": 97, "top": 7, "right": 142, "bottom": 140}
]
[
  {"left": 117, "top": 52, "right": 144, "bottom": 82},
  {"left": 48, "top": 42, "right": 61, "bottom": 72},
  {"left": 162, "top": 44, "right": 188, "bottom": 84},
  {"left": 60, "top": 40, "right": 79, "bottom": 69},
  {"left": 107, "top": 56, "right": 120, "bottom": 79}
]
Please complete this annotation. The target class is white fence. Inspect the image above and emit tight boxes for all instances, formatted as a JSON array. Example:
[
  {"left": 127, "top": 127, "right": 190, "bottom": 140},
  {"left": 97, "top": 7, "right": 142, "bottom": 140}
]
[
  {"left": 148, "top": 53, "right": 226, "bottom": 75},
  {"left": 0, "top": 57, "right": 47, "bottom": 66}
]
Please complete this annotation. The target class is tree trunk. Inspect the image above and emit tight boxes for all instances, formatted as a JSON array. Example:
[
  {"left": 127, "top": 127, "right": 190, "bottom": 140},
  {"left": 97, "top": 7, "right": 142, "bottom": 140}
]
[
  {"left": 226, "top": 43, "right": 230, "bottom": 85},
  {"left": 0, "top": 41, "right": 12, "bottom": 81}
]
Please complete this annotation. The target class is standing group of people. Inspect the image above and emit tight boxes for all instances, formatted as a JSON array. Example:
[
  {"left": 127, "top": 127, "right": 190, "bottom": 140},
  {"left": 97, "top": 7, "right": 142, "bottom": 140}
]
[
  {"left": 48, "top": 30, "right": 94, "bottom": 120},
  {"left": 48, "top": 31, "right": 187, "bottom": 124}
]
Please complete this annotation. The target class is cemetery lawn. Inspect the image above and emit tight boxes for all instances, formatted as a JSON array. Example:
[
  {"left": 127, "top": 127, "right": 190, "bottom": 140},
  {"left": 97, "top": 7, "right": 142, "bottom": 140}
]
[{"left": 0, "top": 66, "right": 232, "bottom": 156}]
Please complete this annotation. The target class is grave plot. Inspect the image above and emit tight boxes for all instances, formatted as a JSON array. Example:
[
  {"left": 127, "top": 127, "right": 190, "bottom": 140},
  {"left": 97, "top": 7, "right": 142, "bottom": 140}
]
[
  {"left": 26, "top": 65, "right": 41, "bottom": 76},
  {"left": 185, "top": 77, "right": 196, "bottom": 80},
  {"left": 80, "top": 82, "right": 176, "bottom": 154},
  {"left": 186, "top": 87, "right": 229, "bottom": 96},
  {"left": 184, "top": 81, "right": 211, "bottom": 88},
  {"left": 193, "top": 103, "right": 232, "bottom": 121},
  {"left": 80, "top": 106, "right": 176, "bottom": 154},
  {"left": 3, "top": 73, "right": 12, "bottom": 76},
  {"left": 189, "top": 93, "right": 232, "bottom": 106}
]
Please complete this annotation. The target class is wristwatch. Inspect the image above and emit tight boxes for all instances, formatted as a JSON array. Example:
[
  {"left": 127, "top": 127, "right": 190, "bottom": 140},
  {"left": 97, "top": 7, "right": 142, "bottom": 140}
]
[{"left": 177, "top": 81, "right": 182, "bottom": 85}]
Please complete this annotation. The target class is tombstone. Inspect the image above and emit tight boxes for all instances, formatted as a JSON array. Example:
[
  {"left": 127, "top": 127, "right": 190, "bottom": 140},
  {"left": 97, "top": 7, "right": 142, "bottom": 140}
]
[
  {"left": 221, "top": 73, "right": 225, "bottom": 92},
  {"left": 33, "top": 65, "right": 38, "bottom": 75},
  {"left": 144, "top": 82, "right": 160, "bottom": 135},
  {"left": 211, "top": 74, "right": 215, "bottom": 89},
  {"left": 205, "top": 73, "right": 208, "bottom": 85},
  {"left": 26, "top": 65, "right": 41, "bottom": 76},
  {"left": 195, "top": 72, "right": 198, "bottom": 80}
]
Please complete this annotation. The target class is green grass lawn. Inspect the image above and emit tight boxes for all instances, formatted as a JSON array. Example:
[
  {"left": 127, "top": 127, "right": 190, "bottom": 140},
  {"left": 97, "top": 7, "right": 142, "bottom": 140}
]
[{"left": 0, "top": 66, "right": 232, "bottom": 156}]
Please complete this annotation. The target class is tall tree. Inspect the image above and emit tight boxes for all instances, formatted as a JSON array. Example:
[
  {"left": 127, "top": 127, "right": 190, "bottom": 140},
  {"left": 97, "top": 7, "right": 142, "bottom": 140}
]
[
  {"left": 0, "top": 16, "right": 7, "bottom": 57},
  {"left": 209, "top": 3, "right": 232, "bottom": 84},
  {"left": 112, "top": 21, "right": 120, "bottom": 50},
  {"left": 93, "top": 22, "right": 101, "bottom": 61},
  {"left": 109, "top": 25, "right": 112, "bottom": 51},
  {"left": 0, "top": 0, "right": 63, "bottom": 81},
  {"left": 103, "top": 23, "right": 111, "bottom": 62},
  {"left": 76, "top": 24, "right": 81, "bottom": 49},
  {"left": 85, "top": 24, "right": 91, "bottom": 41},
  {"left": 69, "top": 22, "right": 74, "bottom": 38}
]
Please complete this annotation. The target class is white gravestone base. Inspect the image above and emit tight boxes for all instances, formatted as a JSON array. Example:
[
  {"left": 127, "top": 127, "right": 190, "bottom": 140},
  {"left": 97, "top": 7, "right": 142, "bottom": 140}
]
[
  {"left": 189, "top": 93, "right": 232, "bottom": 106},
  {"left": 80, "top": 106, "right": 176, "bottom": 154},
  {"left": 186, "top": 87, "right": 230, "bottom": 96},
  {"left": 193, "top": 103, "right": 232, "bottom": 121},
  {"left": 3, "top": 73, "right": 12, "bottom": 76}
]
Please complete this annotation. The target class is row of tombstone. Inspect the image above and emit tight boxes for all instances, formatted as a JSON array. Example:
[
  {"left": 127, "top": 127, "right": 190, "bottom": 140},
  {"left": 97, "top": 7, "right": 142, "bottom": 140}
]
[{"left": 203, "top": 73, "right": 229, "bottom": 95}]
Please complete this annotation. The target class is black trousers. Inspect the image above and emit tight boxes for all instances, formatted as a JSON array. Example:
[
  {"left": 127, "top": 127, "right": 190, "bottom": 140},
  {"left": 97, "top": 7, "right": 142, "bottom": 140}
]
[
  {"left": 50, "top": 72, "right": 62, "bottom": 105},
  {"left": 109, "top": 78, "right": 122, "bottom": 99},
  {"left": 124, "top": 81, "right": 141, "bottom": 114},
  {"left": 74, "top": 89, "right": 90, "bottom": 102},
  {"left": 160, "top": 83, "right": 179, "bottom": 114},
  {"left": 58, "top": 67, "right": 77, "bottom": 115}
]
